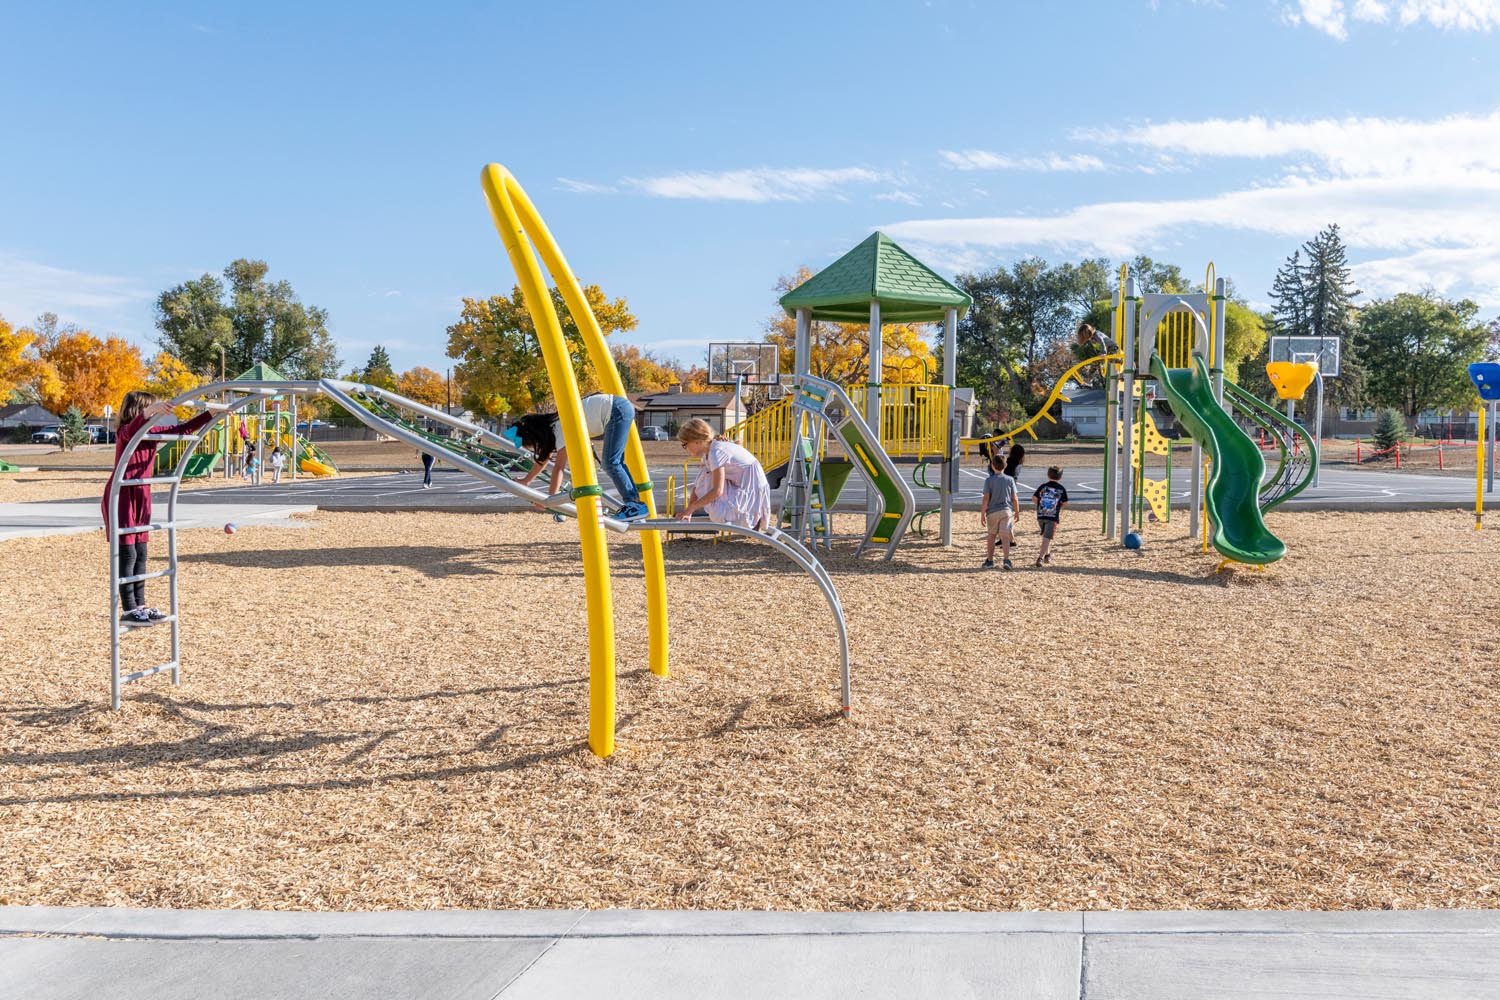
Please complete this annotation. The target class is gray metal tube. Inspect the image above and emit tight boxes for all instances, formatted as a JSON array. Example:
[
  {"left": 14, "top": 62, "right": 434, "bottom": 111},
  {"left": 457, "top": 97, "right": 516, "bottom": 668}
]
[
  {"left": 1117, "top": 278, "right": 1137, "bottom": 540},
  {"left": 941, "top": 306, "right": 957, "bottom": 547},
  {"left": 795, "top": 308, "right": 810, "bottom": 377},
  {"left": 866, "top": 300, "right": 882, "bottom": 523},
  {"left": 1313, "top": 372, "right": 1324, "bottom": 487},
  {"left": 1490, "top": 401, "right": 1496, "bottom": 494},
  {"left": 637, "top": 518, "right": 850, "bottom": 714}
]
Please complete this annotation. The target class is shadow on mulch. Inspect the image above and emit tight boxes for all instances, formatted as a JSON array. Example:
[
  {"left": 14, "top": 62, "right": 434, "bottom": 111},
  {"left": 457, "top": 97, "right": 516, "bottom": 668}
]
[{"left": 179, "top": 545, "right": 504, "bottom": 578}]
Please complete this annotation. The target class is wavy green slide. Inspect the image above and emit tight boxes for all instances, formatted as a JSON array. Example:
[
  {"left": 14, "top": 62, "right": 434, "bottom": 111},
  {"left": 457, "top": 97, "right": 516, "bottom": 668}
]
[{"left": 1150, "top": 354, "right": 1286, "bottom": 565}]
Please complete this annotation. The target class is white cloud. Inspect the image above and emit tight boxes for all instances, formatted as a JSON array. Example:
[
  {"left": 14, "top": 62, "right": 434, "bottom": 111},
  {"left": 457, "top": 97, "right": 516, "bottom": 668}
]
[
  {"left": 0, "top": 252, "right": 150, "bottom": 323},
  {"left": 1081, "top": 110, "right": 1500, "bottom": 179},
  {"left": 940, "top": 149, "right": 1108, "bottom": 172},
  {"left": 556, "top": 177, "right": 617, "bottom": 194},
  {"left": 626, "top": 166, "right": 884, "bottom": 202},
  {"left": 383, "top": 290, "right": 402, "bottom": 298},
  {"left": 1282, "top": 0, "right": 1500, "bottom": 37},
  {"left": 875, "top": 190, "right": 921, "bottom": 205},
  {"left": 888, "top": 110, "right": 1500, "bottom": 306}
]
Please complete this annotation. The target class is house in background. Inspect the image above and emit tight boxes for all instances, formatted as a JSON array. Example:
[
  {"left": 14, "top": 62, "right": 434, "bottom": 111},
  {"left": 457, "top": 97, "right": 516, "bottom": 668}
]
[
  {"left": 1058, "top": 387, "right": 1107, "bottom": 438},
  {"left": 0, "top": 403, "right": 59, "bottom": 433},
  {"left": 633, "top": 385, "right": 735, "bottom": 432}
]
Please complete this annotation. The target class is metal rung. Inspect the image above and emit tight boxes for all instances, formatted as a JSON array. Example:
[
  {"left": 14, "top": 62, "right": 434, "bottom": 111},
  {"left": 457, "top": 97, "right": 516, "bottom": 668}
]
[
  {"left": 122, "top": 661, "right": 177, "bottom": 683},
  {"left": 114, "top": 521, "right": 178, "bottom": 536},
  {"left": 142, "top": 433, "right": 195, "bottom": 442},
  {"left": 120, "top": 476, "right": 178, "bottom": 486},
  {"left": 119, "top": 568, "right": 173, "bottom": 584},
  {"left": 121, "top": 614, "right": 178, "bottom": 630}
]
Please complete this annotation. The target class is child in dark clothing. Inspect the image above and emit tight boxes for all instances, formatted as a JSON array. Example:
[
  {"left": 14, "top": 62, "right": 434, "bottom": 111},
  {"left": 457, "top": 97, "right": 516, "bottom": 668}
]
[
  {"left": 102, "top": 391, "right": 215, "bottom": 626},
  {"left": 1032, "top": 466, "right": 1069, "bottom": 567}
]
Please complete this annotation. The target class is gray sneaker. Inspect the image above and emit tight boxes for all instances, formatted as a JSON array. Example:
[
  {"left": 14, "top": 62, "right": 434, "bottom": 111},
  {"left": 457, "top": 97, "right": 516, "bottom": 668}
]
[{"left": 1002, "top": 559, "right": 1014, "bottom": 571}]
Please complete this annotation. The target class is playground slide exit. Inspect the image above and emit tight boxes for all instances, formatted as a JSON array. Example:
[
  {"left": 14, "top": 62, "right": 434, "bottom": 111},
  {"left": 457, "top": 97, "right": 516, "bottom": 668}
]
[
  {"left": 1150, "top": 354, "right": 1286, "bottom": 566},
  {"left": 279, "top": 431, "right": 337, "bottom": 477}
]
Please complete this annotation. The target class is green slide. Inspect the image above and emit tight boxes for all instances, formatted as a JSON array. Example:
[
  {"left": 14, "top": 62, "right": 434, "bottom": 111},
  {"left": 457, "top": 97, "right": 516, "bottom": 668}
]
[{"left": 1150, "top": 354, "right": 1286, "bottom": 565}]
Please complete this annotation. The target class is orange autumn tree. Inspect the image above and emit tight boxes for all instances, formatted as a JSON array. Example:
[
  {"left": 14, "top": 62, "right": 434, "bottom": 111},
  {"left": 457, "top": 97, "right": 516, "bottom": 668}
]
[
  {"left": 397, "top": 366, "right": 449, "bottom": 408},
  {"left": 36, "top": 329, "right": 146, "bottom": 416},
  {"left": 763, "top": 267, "right": 937, "bottom": 386},
  {"left": 142, "top": 351, "right": 208, "bottom": 419},
  {"left": 610, "top": 344, "right": 679, "bottom": 394},
  {"left": 0, "top": 314, "right": 60, "bottom": 403}
]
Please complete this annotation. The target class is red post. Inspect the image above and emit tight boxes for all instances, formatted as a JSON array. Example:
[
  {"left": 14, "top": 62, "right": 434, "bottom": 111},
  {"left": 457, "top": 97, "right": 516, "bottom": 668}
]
[
  {"left": 1395, "top": 442, "right": 1401, "bottom": 469},
  {"left": 1439, "top": 442, "right": 1444, "bottom": 471},
  {"left": 1356, "top": 438, "right": 1361, "bottom": 464}
]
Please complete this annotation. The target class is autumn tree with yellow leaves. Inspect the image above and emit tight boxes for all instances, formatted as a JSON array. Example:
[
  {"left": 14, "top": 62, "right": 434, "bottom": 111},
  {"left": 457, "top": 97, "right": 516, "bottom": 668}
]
[
  {"left": 445, "top": 284, "right": 636, "bottom": 417},
  {"left": 0, "top": 314, "right": 60, "bottom": 404},
  {"left": 33, "top": 329, "right": 146, "bottom": 416},
  {"left": 763, "top": 268, "right": 936, "bottom": 386},
  {"left": 396, "top": 366, "right": 449, "bottom": 409}
]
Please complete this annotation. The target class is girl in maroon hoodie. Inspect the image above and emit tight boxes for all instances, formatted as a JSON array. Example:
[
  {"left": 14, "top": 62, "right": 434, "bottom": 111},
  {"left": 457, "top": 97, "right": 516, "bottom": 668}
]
[{"left": 103, "top": 391, "right": 215, "bottom": 626}]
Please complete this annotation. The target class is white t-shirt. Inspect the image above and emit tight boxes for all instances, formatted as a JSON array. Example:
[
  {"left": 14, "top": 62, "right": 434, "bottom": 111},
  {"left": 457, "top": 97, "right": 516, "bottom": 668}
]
[
  {"left": 552, "top": 394, "right": 615, "bottom": 450},
  {"left": 269, "top": 451, "right": 286, "bottom": 470}
]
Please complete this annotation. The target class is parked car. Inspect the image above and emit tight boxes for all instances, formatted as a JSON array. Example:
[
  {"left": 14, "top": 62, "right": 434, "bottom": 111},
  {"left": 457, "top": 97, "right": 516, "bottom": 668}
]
[
  {"left": 89, "top": 426, "right": 116, "bottom": 444},
  {"left": 638, "top": 425, "right": 670, "bottom": 441},
  {"left": 31, "top": 425, "right": 62, "bottom": 444}
]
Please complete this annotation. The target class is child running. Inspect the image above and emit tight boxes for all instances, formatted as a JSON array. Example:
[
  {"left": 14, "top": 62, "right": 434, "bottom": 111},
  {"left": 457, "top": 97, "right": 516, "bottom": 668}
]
[
  {"left": 980, "top": 450, "right": 1019, "bottom": 570},
  {"left": 102, "top": 391, "right": 215, "bottom": 627},
  {"left": 268, "top": 446, "right": 287, "bottom": 484},
  {"left": 1032, "top": 466, "right": 1069, "bottom": 567}
]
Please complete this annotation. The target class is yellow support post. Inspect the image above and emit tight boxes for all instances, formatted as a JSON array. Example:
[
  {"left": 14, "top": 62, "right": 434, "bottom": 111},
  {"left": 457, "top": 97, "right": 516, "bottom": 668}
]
[
  {"left": 481, "top": 164, "right": 620, "bottom": 758},
  {"left": 502, "top": 175, "right": 670, "bottom": 680},
  {"left": 1478, "top": 405, "right": 1485, "bottom": 530}
]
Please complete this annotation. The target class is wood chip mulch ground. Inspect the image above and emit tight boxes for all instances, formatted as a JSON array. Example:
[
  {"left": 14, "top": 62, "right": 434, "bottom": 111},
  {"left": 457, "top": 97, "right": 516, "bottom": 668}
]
[{"left": 2, "top": 507, "right": 1496, "bottom": 911}]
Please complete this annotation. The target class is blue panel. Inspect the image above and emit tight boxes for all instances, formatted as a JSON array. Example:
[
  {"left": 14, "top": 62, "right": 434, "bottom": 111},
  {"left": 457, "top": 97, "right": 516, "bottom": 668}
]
[{"left": 1469, "top": 363, "right": 1500, "bottom": 400}]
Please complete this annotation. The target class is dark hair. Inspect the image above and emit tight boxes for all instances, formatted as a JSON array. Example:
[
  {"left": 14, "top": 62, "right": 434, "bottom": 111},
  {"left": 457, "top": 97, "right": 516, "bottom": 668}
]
[
  {"left": 1047, "top": 465, "right": 1063, "bottom": 480},
  {"left": 1004, "top": 443, "right": 1025, "bottom": 476},
  {"left": 509, "top": 413, "right": 559, "bottom": 465},
  {"left": 118, "top": 390, "right": 158, "bottom": 426}
]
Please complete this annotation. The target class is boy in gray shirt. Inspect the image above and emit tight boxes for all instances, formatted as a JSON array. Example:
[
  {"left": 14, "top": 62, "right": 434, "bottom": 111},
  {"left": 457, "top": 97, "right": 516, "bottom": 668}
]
[{"left": 980, "top": 451, "right": 1020, "bottom": 569}]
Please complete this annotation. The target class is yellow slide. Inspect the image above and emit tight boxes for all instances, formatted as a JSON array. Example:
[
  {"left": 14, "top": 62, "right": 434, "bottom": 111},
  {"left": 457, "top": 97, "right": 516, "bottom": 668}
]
[{"left": 280, "top": 432, "right": 338, "bottom": 477}]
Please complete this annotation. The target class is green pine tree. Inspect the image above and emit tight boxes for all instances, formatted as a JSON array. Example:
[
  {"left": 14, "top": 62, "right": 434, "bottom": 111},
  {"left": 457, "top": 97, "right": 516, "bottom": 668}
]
[
  {"left": 60, "top": 406, "right": 88, "bottom": 451},
  {"left": 1372, "top": 408, "right": 1404, "bottom": 453}
]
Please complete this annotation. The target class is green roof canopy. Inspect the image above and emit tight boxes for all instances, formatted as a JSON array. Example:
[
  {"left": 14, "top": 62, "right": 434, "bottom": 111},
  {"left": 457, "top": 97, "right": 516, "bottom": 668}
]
[
  {"left": 779, "top": 231, "right": 971, "bottom": 324},
  {"left": 233, "top": 362, "right": 288, "bottom": 382}
]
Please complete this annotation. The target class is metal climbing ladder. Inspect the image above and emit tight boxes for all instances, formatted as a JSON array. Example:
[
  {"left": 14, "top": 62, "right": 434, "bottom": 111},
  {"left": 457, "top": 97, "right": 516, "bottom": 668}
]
[{"left": 106, "top": 388, "right": 278, "bottom": 709}]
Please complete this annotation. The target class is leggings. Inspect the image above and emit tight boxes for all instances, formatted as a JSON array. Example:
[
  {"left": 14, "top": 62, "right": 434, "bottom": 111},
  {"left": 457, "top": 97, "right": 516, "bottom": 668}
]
[
  {"left": 422, "top": 452, "right": 434, "bottom": 485},
  {"left": 117, "top": 540, "right": 149, "bottom": 611}
]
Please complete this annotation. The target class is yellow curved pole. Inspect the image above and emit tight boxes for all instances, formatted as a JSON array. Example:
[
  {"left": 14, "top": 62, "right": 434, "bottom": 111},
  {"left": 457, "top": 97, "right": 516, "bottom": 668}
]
[
  {"left": 961, "top": 351, "right": 1125, "bottom": 454},
  {"left": 503, "top": 176, "right": 669, "bottom": 679},
  {"left": 481, "top": 164, "right": 618, "bottom": 758}
]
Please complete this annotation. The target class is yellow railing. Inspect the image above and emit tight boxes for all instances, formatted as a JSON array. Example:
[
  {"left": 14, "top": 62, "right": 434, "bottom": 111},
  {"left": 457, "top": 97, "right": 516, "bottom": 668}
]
[
  {"left": 1156, "top": 309, "right": 1196, "bottom": 369},
  {"left": 724, "top": 396, "right": 795, "bottom": 470},
  {"left": 848, "top": 383, "right": 950, "bottom": 458}
]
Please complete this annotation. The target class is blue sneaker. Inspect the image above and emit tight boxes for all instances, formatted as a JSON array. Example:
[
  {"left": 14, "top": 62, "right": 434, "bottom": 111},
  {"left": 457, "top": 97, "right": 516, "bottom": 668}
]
[{"left": 616, "top": 501, "right": 650, "bottom": 521}]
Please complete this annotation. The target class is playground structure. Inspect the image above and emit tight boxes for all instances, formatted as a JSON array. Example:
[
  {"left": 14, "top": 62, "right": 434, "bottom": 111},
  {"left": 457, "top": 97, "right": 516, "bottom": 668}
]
[
  {"left": 106, "top": 165, "right": 849, "bottom": 759},
  {"left": 1102, "top": 264, "right": 1319, "bottom": 569},
  {"left": 152, "top": 364, "right": 339, "bottom": 481},
  {"left": 1469, "top": 362, "right": 1500, "bottom": 528},
  {"left": 725, "top": 231, "right": 971, "bottom": 556}
]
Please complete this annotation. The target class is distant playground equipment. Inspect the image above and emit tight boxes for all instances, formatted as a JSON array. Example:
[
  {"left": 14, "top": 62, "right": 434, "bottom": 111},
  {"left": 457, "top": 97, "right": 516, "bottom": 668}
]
[
  {"left": 107, "top": 165, "right": 849, "bottom": 761},
  {"left": 1267, "top": 334, "right": 1338, "bottom": 488},
  {"left": 152, "top": 363, "right": 338, "bottom": 480},
  {"left": 1104, "top": 264, "right": 1319, "bottom": 569},
  {"left": 1468, "top": 362, "right": 1500, "bottom": 528},
  {"left": 725, "top": 231, "right": 971, "bottom": 555}
]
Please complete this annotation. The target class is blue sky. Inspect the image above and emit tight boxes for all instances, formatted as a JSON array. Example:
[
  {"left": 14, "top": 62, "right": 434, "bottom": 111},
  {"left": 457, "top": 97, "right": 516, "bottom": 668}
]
[{"left": 3, "top": 0, "right": 1499, "bottom": 374}]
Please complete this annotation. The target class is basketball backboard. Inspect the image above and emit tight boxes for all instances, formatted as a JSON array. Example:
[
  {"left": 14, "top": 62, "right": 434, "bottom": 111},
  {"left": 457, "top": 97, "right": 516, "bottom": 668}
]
[
  {"left": 707, "top": 342, "right": 780, "bottom": 385},
  {"left": 1269, "top": 336, "right": 1340, "bottom": 377}
]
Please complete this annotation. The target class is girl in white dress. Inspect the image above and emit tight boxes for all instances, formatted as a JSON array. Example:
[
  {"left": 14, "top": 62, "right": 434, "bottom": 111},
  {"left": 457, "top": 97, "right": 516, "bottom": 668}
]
[{"left": 677, "top": 418, "right": 771, "bottom": 530}]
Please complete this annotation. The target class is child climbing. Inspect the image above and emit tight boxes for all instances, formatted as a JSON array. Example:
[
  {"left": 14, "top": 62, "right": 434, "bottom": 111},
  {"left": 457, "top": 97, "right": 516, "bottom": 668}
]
[
  {"left": 102, "top": 391, "right": 215, "bottom": 627},
  {"left": 510, "top": 393, "right": 649, "bottom": 520},
  {"left": 1032, "top": 466, "right": 1069, "bottom": 567},
  {"left": 981, "top": 450, "right": 1019, "bottom": 570},
  {"left": 676, "top": 418, "right": 771, "bottom": 530}
]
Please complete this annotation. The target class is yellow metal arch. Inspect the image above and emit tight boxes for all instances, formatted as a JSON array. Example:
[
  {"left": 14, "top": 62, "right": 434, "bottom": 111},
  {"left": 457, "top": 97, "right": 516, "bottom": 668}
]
[
  {"left": 961, "top": 351, "right": 1124, "bottom": 455},
  {"left": 481, "top": 164, "right": 668, "bottom": 758}
]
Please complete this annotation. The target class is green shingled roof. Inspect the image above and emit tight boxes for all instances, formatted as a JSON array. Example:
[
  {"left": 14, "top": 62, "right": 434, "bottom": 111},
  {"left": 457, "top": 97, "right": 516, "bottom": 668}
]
[
  {"left": 779, "top": 231, "right": 971, "bottom": 324},
  {"left": 233, "top": 362, "right": 288, "bottom": 382}
]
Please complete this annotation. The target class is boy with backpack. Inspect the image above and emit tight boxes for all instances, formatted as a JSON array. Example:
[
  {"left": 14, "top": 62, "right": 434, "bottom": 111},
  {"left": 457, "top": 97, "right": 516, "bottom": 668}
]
[{"left": 1032, "top": 466, "right": 1069, "bottom": 567}]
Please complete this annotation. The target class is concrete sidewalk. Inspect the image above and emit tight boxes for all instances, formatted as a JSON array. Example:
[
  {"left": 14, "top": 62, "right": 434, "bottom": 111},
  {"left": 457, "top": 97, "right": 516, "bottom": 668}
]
[
  {"left": 1, "top": 907, "right": 1496, "bottom": 999},
  {"left": 0, "top": 502, "right": 316, "bottom": 541}
]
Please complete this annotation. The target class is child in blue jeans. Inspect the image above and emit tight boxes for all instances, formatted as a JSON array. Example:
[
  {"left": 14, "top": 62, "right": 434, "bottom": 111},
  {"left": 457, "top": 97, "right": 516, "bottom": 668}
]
[{"left": 511, "top": 394, "right": 649, "bottom": 520}]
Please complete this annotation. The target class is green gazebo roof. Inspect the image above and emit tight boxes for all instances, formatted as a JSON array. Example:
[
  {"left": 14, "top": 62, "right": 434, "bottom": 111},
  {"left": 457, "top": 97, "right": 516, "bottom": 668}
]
[
  {"left": 233, "top": 362, "right": 287, "bottom": 382},
  {"left": 779, "top": 231, "right": 971, "bottom": 324}
]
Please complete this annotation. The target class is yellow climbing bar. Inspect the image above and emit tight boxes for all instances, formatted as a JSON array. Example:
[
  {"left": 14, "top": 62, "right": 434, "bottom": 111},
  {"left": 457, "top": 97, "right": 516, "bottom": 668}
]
[
  {"left": 963, "top": 352, "right": 1123, "bottom": 456},
  {"left": 480, "top": 164, "right": 672, "bottom": 758}
]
